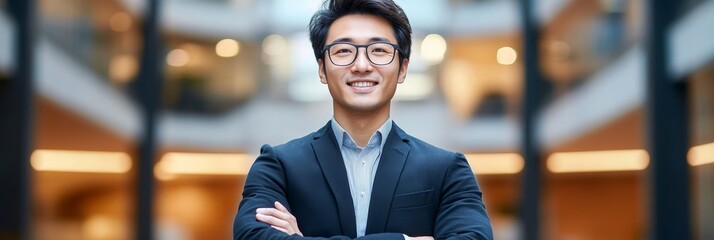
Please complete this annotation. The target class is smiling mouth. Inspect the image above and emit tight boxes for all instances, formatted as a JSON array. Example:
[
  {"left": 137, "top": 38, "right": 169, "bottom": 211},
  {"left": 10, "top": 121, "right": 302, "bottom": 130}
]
[{"left": 348, "top": 81, "right": 378, "bottom": 87}]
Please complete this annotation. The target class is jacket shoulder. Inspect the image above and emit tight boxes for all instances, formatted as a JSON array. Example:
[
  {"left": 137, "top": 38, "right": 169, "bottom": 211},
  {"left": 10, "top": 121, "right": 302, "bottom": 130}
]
[
  {"left": 405, "top": 134, "right": 459, "bottom": 159},
  {"left": 270, "top": 130, "right": 317, "bottom": 153}
]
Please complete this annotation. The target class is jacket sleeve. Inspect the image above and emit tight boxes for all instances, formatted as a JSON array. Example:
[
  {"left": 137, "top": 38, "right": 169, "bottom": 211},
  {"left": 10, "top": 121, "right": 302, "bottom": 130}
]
[
  {"left": 233, "top": 144, "right": 293, "bottom": 240},
  {"left": 233, "top": 144, "right": 407, "bottom": 240},
  {"left": 432, "top": 153, "right": 494, "bottom": 240}
]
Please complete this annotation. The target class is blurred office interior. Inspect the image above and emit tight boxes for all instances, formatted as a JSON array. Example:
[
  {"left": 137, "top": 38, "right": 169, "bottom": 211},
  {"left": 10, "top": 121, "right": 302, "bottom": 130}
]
[{"left": 0, "top": 0, "right": 713, "bottom": 239}]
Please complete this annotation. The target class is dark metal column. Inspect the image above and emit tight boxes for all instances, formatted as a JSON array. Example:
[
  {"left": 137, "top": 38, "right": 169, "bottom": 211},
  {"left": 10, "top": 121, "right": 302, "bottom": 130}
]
[
  {"left": 135, "top": 0, "right": 163, "bottom": 239},
  {"left": 0, "top": 0, "right": 35, "bottom": 239},
  {"left": 644, "top": 0, "right": 691, "bottom": 239},
  {"left": 518, "top": 0, "right": 546, "bottom": 239}
]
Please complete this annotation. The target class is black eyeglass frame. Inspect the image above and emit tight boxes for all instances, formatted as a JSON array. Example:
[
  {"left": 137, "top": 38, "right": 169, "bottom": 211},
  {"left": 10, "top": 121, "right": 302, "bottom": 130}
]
[{"left": 322, "top": 42, "right": 400, "bottom": 66}]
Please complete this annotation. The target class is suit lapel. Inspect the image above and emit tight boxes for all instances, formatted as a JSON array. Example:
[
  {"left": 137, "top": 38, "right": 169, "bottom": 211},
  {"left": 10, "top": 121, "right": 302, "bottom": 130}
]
[
  {"left": 311, "top": 122, "right": 357, "bottom": 237},
  {"left": 366, "top": 124, "right": 410, "bottom": 234}
]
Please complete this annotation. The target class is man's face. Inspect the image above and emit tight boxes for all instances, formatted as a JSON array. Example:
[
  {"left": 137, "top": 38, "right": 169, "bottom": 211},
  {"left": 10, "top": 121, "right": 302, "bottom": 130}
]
[{"left": 318, "top": 14, "right": 409, "bottom": 114}]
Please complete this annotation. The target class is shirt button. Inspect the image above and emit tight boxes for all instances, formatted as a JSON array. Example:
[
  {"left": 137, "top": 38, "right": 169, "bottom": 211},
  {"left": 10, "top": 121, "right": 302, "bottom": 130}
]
[
  {"left": 360, "top": 191, "right": 365, "bottom": 197},
  {"left": 362, "top": 160, "right": 366, "bottom": 165}
]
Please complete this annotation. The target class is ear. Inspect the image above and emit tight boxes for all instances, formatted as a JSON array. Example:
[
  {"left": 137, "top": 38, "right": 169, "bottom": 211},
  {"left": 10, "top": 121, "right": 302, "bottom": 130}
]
[
  {"left": 397, "top": 58, "right": 409, "bottom": 84},
  {"left": 318, "top": 59, "right": 327, "bottom": 84}
]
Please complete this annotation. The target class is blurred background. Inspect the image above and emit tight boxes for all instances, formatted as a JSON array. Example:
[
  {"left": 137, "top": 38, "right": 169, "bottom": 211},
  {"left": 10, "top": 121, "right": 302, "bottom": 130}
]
[{"left": 0, "top": 0, "right": 712, "bottom": 239}]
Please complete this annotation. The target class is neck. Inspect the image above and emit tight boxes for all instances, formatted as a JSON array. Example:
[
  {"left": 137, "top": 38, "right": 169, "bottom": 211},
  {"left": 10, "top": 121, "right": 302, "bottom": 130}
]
[{"left": 333, "top": 105, "right": 390, "bottom": 148}]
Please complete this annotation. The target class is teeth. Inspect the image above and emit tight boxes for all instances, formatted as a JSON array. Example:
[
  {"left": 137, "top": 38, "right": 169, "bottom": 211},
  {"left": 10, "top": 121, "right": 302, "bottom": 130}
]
[{"left": 350, "top": 81, "right": 376, "bottom": 87}]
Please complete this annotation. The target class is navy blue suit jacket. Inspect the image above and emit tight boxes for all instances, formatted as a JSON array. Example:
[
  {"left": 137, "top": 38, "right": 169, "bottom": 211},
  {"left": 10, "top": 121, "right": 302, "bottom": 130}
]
[{"left": 233, "top": 122, "right": 493, "bottom": 240}]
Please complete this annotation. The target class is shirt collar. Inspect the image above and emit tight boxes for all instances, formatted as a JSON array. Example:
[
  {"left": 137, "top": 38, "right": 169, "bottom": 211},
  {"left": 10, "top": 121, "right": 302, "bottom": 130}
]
[{"left": 330, "top": 117, "right": 392, "bottom": 150}]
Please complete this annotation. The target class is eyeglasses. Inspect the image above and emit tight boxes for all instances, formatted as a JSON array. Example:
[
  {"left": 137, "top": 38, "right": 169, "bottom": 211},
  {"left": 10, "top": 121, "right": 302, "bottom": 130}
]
[{"left": 323, "top": 42, "right": 399, "bottom": 66}]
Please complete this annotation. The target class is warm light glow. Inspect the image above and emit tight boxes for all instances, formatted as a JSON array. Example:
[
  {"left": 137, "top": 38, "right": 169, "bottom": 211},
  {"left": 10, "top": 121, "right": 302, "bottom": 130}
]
[
  {"left": 83, "top": 215, "right": 120, "bottom": 240},
  {"left": 109, "top": 54, "right": 137, "bottom": 84},
  {"left": 157, "top": 186, "right": 213, "bottom": 229},
  {"left": 689, "top": 142, "right": 714, "bottom": 166},
  {"left": 262, "top": 34, "right": 287, "bottom": 56},
  {"left": 166, "top": 49, "right": 189, "bottom": 67},
  {"left": 156, "top": 152, "right": 254, "bottom": 177},
  {"left": 421, "top": 34, "right": 447, "bottom": 64},
  {"left": 215, "top": 39, "right": 240, "bottom": 57},
  {"left": 465, "top": 153, "right": 524, "bottom": 175},
  {"left": 441, "top": 60, "right": 481, "bottom": 119},
  {"left": 262, "top": 34, "right": 288, "bottom": 65},
  {"left": 548, "top": 149, "right": 649, "bottom": 173},
  {"left": 496, "top": 46, "right": 517, "bottom": 65},
  {"left": 31, "top": 150, "right": 132, "bottom": 173},
  {"left": 109, "top": 12, "right": 132, "bottom": 32}
]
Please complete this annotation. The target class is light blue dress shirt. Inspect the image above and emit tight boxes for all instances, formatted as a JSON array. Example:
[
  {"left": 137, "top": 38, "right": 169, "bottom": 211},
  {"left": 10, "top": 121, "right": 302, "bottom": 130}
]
[{"left": 331, "top": 117, "right": 392, "bottom": 237}]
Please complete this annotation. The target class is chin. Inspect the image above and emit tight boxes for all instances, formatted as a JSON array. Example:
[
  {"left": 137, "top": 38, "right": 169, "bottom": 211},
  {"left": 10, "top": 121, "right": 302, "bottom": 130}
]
[{"left": 346, "top": 101, "right": 387, "bottom": 113}]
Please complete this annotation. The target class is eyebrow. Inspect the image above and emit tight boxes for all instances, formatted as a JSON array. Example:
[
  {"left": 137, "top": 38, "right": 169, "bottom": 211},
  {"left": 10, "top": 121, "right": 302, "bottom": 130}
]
[{"left": 329, "top": 37, "right": 393, "bottom": 44}]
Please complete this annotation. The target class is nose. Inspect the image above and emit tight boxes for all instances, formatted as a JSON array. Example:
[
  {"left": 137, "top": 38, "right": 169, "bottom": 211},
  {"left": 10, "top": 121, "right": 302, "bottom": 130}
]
[{"left": 351, "top": 48, "right": 373, "bottom": 73}]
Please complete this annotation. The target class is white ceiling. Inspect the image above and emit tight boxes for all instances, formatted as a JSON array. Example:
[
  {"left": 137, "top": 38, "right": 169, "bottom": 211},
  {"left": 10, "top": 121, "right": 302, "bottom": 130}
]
[{"left": 119, "top": 0, "right": 570, "bottom": 41}]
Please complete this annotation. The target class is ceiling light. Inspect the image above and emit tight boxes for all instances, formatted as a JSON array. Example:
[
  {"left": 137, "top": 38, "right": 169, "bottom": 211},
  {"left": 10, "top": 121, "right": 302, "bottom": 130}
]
[
  {"left": 262, "top": 34, "right": 287, "bottom": 56},
  {"left": 547, "top": 149, "right": 649, "bottom": 173},
  {"left": 465, "top": 153, "right": 524, "bottom": 175},
  {"left": 496, "top": 47, "right": 517, "bottom": 65},
  {"left": 156, "top": 152, "right": 254, "bottom": 177},
  {"left": 31, "top": 149, "right": 132, "bottom": 173},
  {"left": 215, "top": 39, "right": 240, "bottom": 58},
  {"left": 421, "top": 34, "right": 447, "bottom": 64},
  {"left": 109, "top": 54, "right": 137, "bottom": 84},
  {"left": 689, "top": 142, "right": 714, "bottom": 166},
  {"left": 166, "top": 49, "right": 189, "bottom": 67}
]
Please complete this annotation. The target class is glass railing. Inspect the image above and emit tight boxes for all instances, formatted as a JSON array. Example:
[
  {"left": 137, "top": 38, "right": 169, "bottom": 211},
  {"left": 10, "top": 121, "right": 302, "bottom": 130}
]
[
  {"left": 39, "top": 0, "right": 142, "bottom": 94},
  {"left": 540, "top": 0, "right": 642, "bottom": 97},
  {"left": 37, "top": 0, "right": 261, "bottom": 115}
]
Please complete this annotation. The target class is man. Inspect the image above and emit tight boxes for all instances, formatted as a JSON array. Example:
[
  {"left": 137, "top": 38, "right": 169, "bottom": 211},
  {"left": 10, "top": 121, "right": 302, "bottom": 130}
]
[{"left": 233, "top": 0, "right": 493, "bottom": 239}]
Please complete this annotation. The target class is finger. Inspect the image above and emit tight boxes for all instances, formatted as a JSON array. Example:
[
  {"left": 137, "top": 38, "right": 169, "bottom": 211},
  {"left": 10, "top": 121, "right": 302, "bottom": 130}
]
[
  {"left": 257, "top": 208, "right": 296, "bottom": 234},
  {"left": 256, "top": 213, "right": 291, "bottom": 229},
  {"left": 257, "top": 213, "right": 297, "bottom": 235},
  {"left": 274, "top": 201, "right": 289, "bottom": 213},
  {"left": 268, "top": 201, "right": 302, "bottom": 236},
  {"left": 274, "top": 202, "right": 302, "bottom": 236},
  {"left": 257, "top": 208, "right": 292, "bottom": 221}
]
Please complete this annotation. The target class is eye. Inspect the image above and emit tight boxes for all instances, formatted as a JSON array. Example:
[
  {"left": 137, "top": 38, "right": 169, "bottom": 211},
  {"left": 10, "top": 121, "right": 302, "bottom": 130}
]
[
  {"left": 369, "top": 43, "right": 394, "bottom": 55},
  {"left": 336, "top": 49, "right": 352, "bottom": 53}
]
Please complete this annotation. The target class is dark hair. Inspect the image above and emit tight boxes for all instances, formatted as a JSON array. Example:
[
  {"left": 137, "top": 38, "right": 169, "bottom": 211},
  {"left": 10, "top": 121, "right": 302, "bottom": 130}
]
[{"left": 308, "top": 0, "right": 412, "bottom": 62}]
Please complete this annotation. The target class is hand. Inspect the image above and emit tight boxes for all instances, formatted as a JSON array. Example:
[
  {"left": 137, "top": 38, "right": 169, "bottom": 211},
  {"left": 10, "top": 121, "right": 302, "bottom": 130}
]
[{"left": 256, "top": 201, "right": 303, "bottom": 236}]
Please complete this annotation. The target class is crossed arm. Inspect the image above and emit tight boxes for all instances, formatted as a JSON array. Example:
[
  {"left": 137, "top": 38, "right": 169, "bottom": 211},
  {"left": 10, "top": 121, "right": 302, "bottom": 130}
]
[
  {"left": 233, "top": 145, "right": 414, "bottom": 240},
  {"left": 233, "top": 145, "right": 492, "bottom": 240},
  {"left": 255, "top": 201, "right": 433, "bottom": 240}
]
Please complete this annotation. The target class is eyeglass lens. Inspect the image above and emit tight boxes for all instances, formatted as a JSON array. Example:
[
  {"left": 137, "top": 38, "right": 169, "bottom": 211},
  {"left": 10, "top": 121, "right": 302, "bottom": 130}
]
[{"left": 327, "top": 43, "right": 396, "bottom": 66}]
